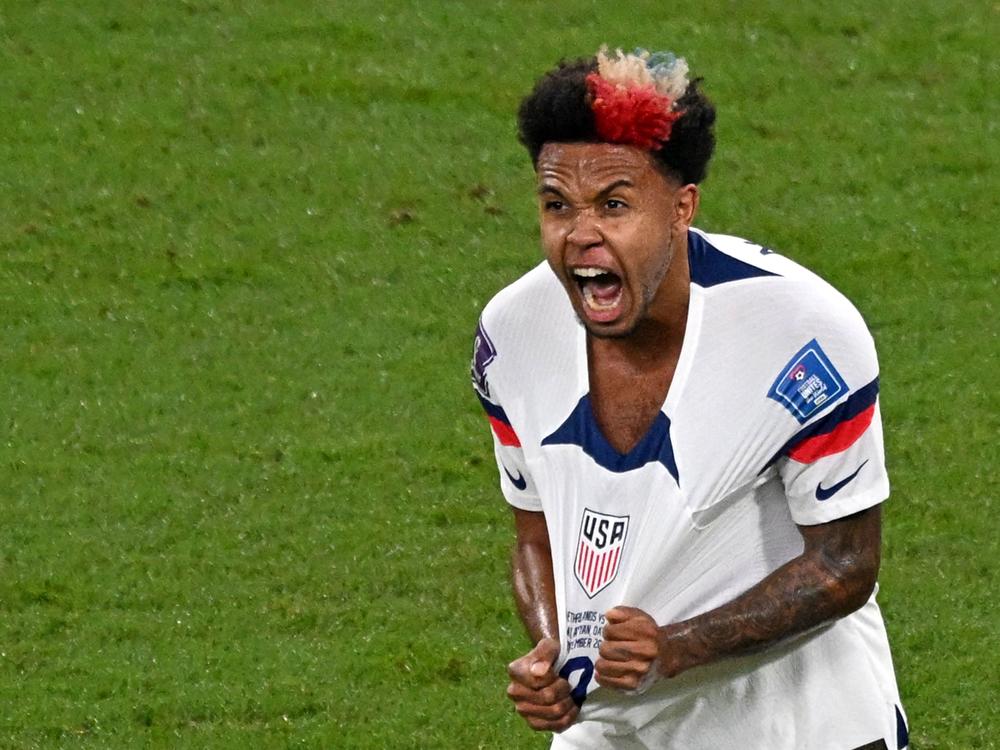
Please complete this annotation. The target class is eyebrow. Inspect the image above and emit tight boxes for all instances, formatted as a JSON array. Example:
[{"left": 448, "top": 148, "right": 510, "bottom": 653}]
[
  {"left": 537, "top": 184, "right": 566, "bottom": 197},
  {"left": 536, "top": 178, "right": 635, "bottom": 198},
  {"left": 596, "top": 179, "right": 634, "bottom": 198}
]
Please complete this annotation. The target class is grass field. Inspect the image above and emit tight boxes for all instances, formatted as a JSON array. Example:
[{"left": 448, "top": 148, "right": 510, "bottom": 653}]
[{"left": 1, "top": 1, "right": 997, "bottom": 747}]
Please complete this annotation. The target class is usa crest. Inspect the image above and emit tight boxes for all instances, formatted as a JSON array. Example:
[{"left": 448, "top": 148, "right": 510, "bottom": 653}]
[{"left": 574, "top": 509, "right": 629, "bottom": 598}]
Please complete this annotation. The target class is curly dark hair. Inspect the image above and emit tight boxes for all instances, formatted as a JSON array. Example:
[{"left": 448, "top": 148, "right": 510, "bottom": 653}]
[{"left": 517, "top": 57, "right": 717, "bottom": 185}]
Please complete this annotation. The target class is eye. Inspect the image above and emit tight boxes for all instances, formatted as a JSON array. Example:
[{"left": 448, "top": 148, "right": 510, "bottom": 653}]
[
  {"left": 543, "top": 199, "right": 566, "bottom": 212},
  {"left": 605, "top": 198, "right": 628, "bottom": 211}
]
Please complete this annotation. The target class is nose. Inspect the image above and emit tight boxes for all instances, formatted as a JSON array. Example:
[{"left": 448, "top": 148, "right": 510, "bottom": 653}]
[{"left": 566, "top": 209, "right": 602, "bottom": 249}]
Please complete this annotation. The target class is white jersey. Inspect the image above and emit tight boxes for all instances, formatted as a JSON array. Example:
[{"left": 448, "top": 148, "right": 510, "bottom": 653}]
[{"left": 473, "top": 229, "right": 908, "bottom": 749}]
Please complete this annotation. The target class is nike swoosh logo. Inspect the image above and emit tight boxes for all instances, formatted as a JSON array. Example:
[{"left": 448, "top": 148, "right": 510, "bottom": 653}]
[
  {"left": 503, "top": 464, "right": 527, "bottom": 491},
  {"left": 816, "top": 460, "right": 869, "bottom": 501}
]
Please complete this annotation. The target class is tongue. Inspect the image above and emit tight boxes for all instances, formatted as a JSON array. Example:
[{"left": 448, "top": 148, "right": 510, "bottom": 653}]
[{"left": 586, "top": 276, "right": 622, "bottom": 304}]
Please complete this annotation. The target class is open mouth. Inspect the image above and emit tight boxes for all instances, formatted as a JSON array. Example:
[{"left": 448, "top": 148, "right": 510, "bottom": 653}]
[{"left": 571, "top": 267, "right": 624, "bottom": 320}]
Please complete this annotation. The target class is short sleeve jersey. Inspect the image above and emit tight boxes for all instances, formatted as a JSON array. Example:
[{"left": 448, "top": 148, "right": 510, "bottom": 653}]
[{"left": 473, "top": 230, "right": 907, "bottom": 748}]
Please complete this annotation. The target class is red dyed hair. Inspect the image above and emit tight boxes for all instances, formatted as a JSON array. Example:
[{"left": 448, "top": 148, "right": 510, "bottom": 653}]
[{"left": 586, "top": 73, "right": 683, "bottom": 151}]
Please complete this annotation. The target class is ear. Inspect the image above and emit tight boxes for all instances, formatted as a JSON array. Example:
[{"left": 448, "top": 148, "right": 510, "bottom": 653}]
[{"left": 672, "top": 184, "right": 700, "bottom": 231}]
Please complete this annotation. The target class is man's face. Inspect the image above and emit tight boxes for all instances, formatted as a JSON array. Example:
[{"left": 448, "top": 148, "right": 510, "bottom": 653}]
[{"left": 536, "top": 142, "right": 692, "bottom": 338}]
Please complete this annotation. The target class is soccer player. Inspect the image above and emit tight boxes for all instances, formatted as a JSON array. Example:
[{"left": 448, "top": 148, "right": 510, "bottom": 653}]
[{"left": 471, "top": 48, "right": 909, "bottom": 749}]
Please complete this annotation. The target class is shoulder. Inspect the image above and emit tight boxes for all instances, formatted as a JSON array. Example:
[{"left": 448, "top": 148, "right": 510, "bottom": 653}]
[
  {"left": 691, "top": 228, "right": 874, "bottom": 341},
  {"left": 690, "top": 229, "right": 880, "bottom": 401},
  {"left": 472, "top": 262, "right": 577, "bottom": 404},
  {"left": 477, "top": 262, "right": 578, "bottom": 363},
  {"left": 478, "top": 262, "right": 568, "bottom": 333}
]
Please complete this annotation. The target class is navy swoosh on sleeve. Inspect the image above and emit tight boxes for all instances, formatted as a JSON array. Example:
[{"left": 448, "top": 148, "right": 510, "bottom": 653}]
[
  {"left": 502, "top": 464, "right": 528, "bottom": 491},
  {"left": 815, "top": 460, "right": 868, "bottom": 501}
]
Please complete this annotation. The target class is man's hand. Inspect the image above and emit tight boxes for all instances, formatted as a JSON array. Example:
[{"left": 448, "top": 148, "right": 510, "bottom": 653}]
[
  {"left": 594, "top": 606, "right": 662, "bottom": 693},
  {"left": 506, "top": 637, "right": 579, "bottom": 732}
]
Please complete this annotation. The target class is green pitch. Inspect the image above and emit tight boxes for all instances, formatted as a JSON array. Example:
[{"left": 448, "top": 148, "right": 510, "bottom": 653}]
[{"left": 1, "top": 1, "right": 996, "bottom": 747}]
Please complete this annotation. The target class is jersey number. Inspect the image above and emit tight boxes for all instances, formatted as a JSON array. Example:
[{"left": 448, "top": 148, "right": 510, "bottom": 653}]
[{"left": 558, "top": 656, "right": 594, "bottom": 706}]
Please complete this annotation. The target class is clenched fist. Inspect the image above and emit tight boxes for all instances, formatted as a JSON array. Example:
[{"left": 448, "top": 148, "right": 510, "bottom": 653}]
[
  {"left": 506, "top": 637, "right": 579, "bottom": 732},
  {"left": 595, "top": 606, "right": 662, "bottom": 694}
]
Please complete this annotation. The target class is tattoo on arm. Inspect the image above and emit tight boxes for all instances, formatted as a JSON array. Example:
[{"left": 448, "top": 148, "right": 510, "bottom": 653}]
[{"left": 661, "top": 506, "right": 882, "bottom": 676}]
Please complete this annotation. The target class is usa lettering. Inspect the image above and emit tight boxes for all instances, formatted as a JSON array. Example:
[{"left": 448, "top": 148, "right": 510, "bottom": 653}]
[{"left": 583, "top": 517, "right": 627, "bottom": 549}]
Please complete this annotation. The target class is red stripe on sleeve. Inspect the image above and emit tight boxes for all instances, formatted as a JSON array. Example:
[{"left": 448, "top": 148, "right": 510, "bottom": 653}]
[
  {"left": 488, "top": 416, "right": 521, "bottom": 447},
  {"left": 788, "top": 404, "right": 875, "bottom": 464}
]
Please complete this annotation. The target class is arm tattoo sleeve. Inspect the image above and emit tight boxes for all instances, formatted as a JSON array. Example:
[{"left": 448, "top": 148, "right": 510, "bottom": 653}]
[{"left": 659, "top": 506, "right": 881, "bottom": 676}]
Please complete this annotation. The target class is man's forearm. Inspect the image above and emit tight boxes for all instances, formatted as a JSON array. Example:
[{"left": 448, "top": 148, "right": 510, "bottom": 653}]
[
  {"left": 511, "top": 539, "right": 559, "bottom": 643},
  {"left": 657, "top": 507, "right": 881, "bottom": 677}
]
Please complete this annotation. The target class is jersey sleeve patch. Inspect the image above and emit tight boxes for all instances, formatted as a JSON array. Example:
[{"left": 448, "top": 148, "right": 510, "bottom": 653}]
[
  {"left": 470, "top": 318, "right": 497, "bottom": 400},
  {"left": 470, "top": 318, "right": 522, "bottom": 447},
  {"left": 767, "top": 338, "right": 848, "bottom": 424}
]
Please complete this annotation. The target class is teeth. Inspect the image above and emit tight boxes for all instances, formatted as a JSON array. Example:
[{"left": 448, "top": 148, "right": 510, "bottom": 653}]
[{"left": 572, "top": 267, "right": 610, "bottom": 278}]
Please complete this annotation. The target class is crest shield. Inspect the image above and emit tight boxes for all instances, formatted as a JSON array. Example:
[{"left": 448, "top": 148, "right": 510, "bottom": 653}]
[{"left": 574, "top": 508, "right": 629, "bottom": 598}]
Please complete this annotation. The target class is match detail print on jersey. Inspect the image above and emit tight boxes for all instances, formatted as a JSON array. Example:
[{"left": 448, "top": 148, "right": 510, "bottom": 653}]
[{"left": 574, "top": 508, "right": 629, "bottom": 598}]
